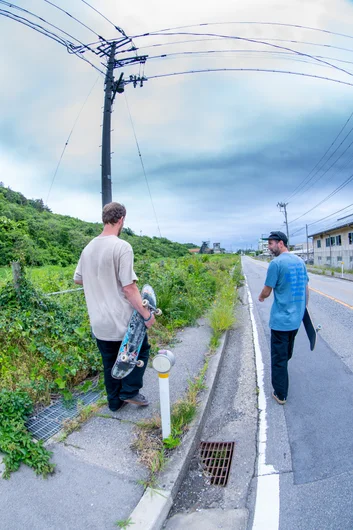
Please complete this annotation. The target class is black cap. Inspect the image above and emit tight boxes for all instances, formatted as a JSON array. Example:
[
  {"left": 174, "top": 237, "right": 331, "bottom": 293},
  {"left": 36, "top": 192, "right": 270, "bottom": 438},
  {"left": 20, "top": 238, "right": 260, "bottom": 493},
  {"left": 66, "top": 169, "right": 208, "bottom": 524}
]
[{"left": 267, "top": 231, "right": 288, "bottom": 245}]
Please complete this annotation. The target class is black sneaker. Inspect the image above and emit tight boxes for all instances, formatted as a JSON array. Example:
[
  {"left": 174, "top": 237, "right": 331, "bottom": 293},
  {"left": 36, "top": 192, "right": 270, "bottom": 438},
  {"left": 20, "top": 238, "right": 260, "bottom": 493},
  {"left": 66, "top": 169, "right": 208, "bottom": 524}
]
[{"left": 122, "top": 393, "right": 149, "bottom": 406}]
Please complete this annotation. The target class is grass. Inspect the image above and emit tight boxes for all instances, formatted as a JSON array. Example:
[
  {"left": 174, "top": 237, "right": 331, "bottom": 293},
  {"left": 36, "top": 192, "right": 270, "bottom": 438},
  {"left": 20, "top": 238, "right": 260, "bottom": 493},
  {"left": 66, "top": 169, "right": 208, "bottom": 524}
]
[
  {"left": 57, "top": 398, "right": 106, "bottom": 441},
  {"left": 115, "top": 518, "right": 134, "bottom": 529}
]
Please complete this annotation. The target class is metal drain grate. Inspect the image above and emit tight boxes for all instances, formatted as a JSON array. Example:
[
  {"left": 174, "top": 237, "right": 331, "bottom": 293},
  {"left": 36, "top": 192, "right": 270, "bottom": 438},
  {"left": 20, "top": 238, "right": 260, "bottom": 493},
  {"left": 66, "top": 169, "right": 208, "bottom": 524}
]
[
  {"left": 26, "top": 389, "right": 102, "bottom": 441},
  {"left": 199, "top": 441, "right": 235, "bottom": 486}
]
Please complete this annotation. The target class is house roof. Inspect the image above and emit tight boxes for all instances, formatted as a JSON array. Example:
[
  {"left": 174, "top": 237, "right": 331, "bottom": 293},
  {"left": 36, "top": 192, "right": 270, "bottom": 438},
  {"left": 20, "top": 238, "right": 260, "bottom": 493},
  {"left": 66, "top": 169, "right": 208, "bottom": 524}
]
[{"left": 308, "top": 214, "right": 353, "bottom": 237}]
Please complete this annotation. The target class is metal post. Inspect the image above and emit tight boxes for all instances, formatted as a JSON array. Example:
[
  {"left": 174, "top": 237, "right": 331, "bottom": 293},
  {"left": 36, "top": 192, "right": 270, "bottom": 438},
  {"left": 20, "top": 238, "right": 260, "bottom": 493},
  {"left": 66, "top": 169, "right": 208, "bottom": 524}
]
[
  {"left": 306, "top": 224, "right": 309, "bottom": 263},
  {"left": 277, "top": 202, "right": 289, "bottom": 247},
  {"left": 101, "top": 42, "right": 116, "bottom": 207}
]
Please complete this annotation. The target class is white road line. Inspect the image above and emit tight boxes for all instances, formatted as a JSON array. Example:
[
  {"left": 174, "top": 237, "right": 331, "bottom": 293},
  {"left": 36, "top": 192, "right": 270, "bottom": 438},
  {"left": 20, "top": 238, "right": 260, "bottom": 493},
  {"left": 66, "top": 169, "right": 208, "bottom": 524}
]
[{"left": 245, "top": 275, "right": 280, "bottom": 530}]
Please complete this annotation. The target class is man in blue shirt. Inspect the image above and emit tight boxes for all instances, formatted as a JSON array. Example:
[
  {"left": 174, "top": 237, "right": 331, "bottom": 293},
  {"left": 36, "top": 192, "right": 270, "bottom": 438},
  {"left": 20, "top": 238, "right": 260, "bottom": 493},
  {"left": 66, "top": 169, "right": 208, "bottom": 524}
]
[{"left": 258, "top": 231, "right": 309, "bottom": 405}]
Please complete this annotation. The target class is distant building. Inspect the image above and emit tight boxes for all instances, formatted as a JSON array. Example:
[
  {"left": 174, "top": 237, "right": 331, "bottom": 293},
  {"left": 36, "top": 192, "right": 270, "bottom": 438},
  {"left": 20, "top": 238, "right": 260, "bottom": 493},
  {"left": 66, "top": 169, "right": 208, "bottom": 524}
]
[
  {"left": 213, "top": 243, "right": 221, "bottom": 254},
  {"left": 309, "top": 214, "right": 353, "bottom": 269},
  {"left": 290, "top": 242, "right": 314, "bottom": 264},
  {"left": 188, "top": 248, "right": 200, "bottom": 254},
  {"left": 258, "top": 234, "right": 270, "bottom": 255}
]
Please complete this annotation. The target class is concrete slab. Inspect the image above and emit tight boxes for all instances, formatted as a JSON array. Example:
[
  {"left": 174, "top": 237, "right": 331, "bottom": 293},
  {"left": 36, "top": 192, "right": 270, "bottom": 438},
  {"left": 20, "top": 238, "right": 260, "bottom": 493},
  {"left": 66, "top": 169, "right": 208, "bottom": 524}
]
[{"left": 164, "top": 508, "right": 248, "bottom": 529}]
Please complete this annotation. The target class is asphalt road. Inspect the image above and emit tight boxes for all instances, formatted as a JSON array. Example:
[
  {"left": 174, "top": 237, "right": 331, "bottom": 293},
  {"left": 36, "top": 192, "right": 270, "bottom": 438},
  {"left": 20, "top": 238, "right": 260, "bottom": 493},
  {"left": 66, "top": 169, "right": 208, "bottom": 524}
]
[{"left": 243, "top": 256, "right": 353, "bottom": 530}]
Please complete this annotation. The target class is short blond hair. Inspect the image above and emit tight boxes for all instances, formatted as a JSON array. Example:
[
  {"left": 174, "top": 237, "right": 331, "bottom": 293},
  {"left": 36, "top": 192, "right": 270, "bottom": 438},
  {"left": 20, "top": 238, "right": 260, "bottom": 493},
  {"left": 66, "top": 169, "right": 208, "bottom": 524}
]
[{"left": 102, "top": 202, "right": 126, "bottom": 225}]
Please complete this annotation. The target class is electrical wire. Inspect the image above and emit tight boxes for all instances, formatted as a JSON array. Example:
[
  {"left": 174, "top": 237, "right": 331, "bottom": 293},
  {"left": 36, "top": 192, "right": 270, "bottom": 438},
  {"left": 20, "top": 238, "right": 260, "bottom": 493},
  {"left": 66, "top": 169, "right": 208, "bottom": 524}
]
[
  {"left": 79, "top": 0, "right": 127, "bottom": 38},
  {"left": 285, "top": 111, "right": 353, "bottom": 201},
  {"left": 46, "top": 76, "right": 100, "bottom": 203},
  {"left": 289, "top": 173, "right": 353, "bottom": 224},
  {"left": 147, "top": 67, "right": 353, "bottom": 89},
  {"left": 138, "top": 30, "right": 353, "bottom": 79},
  {"left": 123, "top": 93, "right": 162, "bottom": 238},
  {"left": 42, "top": 0, "right": 104, "bottom": 40},
  {"left": 144, "top": 21, "right": 353, "bottom": 43}
]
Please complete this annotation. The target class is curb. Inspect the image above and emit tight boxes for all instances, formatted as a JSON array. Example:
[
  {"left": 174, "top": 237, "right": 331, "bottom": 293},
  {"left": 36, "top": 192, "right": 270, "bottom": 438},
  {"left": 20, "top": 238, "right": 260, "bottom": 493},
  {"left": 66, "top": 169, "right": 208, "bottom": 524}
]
[{"left": 128, "top": 330, "right": 230, "bottom": 530}]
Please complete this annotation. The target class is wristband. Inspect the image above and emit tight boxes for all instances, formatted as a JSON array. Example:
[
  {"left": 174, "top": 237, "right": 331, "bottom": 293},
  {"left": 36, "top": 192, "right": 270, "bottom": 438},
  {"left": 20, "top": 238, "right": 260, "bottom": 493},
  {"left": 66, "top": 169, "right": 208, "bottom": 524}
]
[{"left": 144, "top": 312, "right": 152, "bottom": 323}]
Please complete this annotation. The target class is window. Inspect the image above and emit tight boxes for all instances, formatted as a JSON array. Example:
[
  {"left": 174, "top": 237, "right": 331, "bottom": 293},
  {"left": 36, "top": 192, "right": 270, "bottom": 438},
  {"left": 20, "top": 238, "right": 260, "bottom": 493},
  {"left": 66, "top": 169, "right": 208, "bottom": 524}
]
[
  {"left": 326, "top": 257, "right": 331, "bottom": 263},
  {"left": 317, "top": 240, "right": 321, "bottom": 248},
  {"left": 349, "top": 232, "right": 353, "bottom": 244},
  {"left": 331, "top": 237, "right": 336, "bottom": 246},
  {"left": 337, "top": 256, "right": 342, "bottom": 262},
  {"left": 336, "top": 235, "right": 342, "bottom": 246},
  {"left": 318, "top": 256, "right": 322, "bottom": 261},
  {"left": 326, "top": 237, "right": 330, "bottom": 247}
]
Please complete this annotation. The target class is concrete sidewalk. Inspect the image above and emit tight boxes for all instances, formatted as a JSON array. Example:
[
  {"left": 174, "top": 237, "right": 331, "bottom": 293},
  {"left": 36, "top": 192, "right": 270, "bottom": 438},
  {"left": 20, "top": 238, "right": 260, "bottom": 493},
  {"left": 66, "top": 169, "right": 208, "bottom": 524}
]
[{"left": 0, "top": 317, "right": 230, "bottom": 530}]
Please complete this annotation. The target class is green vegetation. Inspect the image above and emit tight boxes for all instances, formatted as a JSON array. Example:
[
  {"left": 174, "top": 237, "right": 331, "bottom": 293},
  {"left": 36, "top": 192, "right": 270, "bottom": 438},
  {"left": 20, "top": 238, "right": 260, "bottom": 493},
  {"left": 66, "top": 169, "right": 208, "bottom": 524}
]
[
  {"left": 0, "top": 184, "right": 192, "bottom": 266},
  {"left": 0, "top": 188, "right": 242, "bottom": 478}
]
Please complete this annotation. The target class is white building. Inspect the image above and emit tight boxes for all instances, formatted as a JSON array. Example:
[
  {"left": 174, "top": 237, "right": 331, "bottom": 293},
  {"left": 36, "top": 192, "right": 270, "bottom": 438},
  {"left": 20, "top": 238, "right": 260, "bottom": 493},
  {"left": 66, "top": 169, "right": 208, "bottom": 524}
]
[{"left": 309, "top": 214, "right": 353, "bottom": 269}]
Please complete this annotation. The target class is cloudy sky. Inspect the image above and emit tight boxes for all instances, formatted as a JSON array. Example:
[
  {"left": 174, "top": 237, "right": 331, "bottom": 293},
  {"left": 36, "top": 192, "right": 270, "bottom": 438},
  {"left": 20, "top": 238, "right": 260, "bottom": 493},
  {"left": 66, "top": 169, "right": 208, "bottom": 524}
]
[{"left": 2, "top": 0, "right": 353, "bottom": 250}]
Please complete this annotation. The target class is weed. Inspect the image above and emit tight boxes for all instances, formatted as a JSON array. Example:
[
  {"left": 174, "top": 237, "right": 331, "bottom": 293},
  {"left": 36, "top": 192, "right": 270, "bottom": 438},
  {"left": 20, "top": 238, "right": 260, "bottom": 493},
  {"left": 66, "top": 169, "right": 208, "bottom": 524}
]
[{"left": 115, "top": 518, "right": 134, "bottom": 528}]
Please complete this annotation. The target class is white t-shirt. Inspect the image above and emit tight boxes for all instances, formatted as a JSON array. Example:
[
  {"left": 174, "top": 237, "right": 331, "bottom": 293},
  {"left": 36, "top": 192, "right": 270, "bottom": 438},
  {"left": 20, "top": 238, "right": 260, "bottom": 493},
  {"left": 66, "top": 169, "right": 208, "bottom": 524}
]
[{"left": 74, "top": 235, "right": 138, "bottom": 341}]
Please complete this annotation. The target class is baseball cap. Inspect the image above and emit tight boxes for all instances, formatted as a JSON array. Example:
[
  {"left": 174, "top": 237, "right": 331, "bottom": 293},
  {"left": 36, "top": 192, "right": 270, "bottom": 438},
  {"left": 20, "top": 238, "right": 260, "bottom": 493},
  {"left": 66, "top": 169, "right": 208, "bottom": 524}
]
[{"left": 267, "top": 231, "right": 288, "bottom": 245}]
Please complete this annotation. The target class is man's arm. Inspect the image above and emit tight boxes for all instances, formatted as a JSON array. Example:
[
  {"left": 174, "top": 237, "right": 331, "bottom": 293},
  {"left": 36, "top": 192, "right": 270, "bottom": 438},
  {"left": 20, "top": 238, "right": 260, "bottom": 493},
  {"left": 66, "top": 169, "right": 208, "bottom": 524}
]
[
  {"left": 306, "top": 284, "right": 309, "bottom": 306},
  {"left": 123, "top": 282, "right": 156, "bottom": 329},
  {"left": 258, "top": 285, "right": 272, "bottom": 302},
  {"left": 74, "top": 278, "right": 83, "bottom": 285}
]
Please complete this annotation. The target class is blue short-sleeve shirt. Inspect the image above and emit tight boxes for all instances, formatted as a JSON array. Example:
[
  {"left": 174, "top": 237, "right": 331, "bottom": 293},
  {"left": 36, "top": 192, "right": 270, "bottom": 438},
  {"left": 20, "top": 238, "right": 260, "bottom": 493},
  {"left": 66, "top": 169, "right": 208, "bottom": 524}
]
[{"left": 265, "top": 253, "right": 309, "bottom": 331}]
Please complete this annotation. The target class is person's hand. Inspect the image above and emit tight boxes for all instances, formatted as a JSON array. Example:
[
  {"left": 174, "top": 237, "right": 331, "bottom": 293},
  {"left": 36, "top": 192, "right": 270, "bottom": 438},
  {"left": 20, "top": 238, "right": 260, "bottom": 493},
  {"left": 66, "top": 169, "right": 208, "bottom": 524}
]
[
  {"left": 258, "top": 295, "right": 264, "bottom": 302},
  {"left": 144, "top": 313, "right": 156, "bottom": 328}
]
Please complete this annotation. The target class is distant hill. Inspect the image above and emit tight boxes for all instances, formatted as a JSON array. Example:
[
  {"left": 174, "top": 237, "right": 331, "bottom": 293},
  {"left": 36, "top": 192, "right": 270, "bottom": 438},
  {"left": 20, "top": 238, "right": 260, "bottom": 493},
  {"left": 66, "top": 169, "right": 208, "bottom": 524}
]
[{"left": 0, "top": 184, "right": 194, "bottom": 266}]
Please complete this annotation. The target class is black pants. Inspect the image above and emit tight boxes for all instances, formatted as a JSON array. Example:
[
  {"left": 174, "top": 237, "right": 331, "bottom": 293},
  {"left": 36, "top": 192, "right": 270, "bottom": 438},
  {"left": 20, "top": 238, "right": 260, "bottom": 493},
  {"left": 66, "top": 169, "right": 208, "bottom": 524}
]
[
  {"left": 270, "top": 329, "right": 298, "bottom": 401},
  {"left": 96, "top": 334, "right": 150, "bottom": 409}
]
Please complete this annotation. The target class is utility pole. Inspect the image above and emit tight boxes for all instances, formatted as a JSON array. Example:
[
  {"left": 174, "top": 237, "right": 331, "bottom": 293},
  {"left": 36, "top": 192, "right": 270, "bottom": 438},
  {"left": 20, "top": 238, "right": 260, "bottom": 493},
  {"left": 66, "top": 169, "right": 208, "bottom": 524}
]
[
  {"left": 101, "top": 42, "right": 116, "bottom": 208},
  {"left": 306, "top": 224, "right": 309, "bottom": 263},
  {"left": 100, "top": 41, "right": 148, "bottom": 208},
  {"left": 277, "top": 202, "right": 289, "bottom": 247}
]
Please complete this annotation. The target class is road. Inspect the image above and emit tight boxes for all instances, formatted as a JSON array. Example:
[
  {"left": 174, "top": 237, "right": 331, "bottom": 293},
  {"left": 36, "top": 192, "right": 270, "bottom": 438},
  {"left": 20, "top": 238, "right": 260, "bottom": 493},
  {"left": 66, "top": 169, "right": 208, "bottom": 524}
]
[{"left": 243, "top": 256, "right": 353, "bottom": 530}]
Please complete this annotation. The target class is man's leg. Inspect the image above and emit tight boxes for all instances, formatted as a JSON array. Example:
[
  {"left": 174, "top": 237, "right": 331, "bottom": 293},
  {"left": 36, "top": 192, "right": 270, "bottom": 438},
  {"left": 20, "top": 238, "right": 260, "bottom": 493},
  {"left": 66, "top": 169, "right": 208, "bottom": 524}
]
[
  {"left": 120, "top": 334, "right": 151, "bottom": 402},
  {"left": 288, "top": 329, "right": 298, "bottom": 361},
  {"left": 271, "top": 330, "right": 291, "bottom": 401},
  {"left": 96, "top": 338, "right": 124, "bottom": 411}
]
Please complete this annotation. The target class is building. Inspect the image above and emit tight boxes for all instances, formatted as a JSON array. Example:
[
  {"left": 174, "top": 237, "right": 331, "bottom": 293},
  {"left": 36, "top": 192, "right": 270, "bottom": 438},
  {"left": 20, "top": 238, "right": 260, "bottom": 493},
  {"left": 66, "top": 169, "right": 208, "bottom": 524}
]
[
  {"left": 290, "top": 242, "right": 314, "bottom": 264},
  {"left": 309, "top": 214, "right": 353, "bottom": 269}
]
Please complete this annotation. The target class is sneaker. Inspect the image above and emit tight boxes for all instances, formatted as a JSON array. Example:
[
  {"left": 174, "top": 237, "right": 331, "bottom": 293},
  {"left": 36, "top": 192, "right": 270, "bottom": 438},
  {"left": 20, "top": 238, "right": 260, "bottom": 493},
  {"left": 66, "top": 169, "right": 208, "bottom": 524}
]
[
  {"left": 122, "top": 393, "right": 149, "bottom": 406},
  {"left": 272, "top": 392, "right": 286, "bottom": 405}
]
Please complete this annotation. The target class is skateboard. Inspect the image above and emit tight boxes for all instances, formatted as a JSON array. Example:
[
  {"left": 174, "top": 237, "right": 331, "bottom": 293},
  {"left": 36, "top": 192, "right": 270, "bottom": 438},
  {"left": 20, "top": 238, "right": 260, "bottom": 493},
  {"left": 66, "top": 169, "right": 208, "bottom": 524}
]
[
  {"left": 302, "top": 308, "right": 321, "bottom": 351},
  {"left": 111, "top": 284, "right": 161, "bottom": 379}
]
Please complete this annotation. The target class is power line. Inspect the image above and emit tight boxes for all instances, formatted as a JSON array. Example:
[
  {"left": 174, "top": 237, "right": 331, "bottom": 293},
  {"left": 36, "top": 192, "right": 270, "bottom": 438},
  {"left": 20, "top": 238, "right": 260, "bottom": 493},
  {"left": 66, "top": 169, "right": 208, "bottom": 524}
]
[
  {"left": 79, "top": 0, "right": 128, "bottom": 38},
  {"left": 46, "top": 76, "right": 101, "bottom": 204},
  {"left": 138, "top": 30, "right": 353, "bottom": 79},
  {"left": 123, "top": 93, "right": 162, "bottom": 238},
  {"left": 285, "top": 111, "right": 353, "bottom": 201},
  {"left": 289, "top": 173, "right": 353, "bottom": 224},
  {"left": 42, "top": 0, "right": 104, "bottom": 40},
  {"left": 147, "top": 67, "right": 353, "bottom": 89}
]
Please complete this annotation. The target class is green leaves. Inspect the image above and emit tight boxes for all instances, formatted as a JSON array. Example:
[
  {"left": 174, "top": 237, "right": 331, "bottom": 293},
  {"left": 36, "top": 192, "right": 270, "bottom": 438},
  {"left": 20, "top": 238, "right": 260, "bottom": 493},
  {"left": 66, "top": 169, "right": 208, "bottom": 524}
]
[{"left": 0, "top": 389, "right": 55, "bottom": 479}]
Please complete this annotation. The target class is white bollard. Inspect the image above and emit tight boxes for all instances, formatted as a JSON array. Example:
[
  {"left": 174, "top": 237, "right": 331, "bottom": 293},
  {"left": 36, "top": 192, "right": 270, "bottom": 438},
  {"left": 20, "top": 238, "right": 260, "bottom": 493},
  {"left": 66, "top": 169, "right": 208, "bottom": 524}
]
[
  {"left": 158, "top": 374, "right": 171, "bottom": 439},
  {"left": 341, "top": 262, "right": 344, "bottom": 279},
  {"left": 152, "top": 350, "right": 176, "bottom": 440}
]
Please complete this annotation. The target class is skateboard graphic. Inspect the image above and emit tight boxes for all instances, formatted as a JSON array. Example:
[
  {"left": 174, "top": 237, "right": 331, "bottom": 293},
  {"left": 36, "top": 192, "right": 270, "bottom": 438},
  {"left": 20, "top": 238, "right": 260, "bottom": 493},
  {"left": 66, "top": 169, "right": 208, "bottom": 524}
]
[
  {"left": 111, "top": 284, "right": 161, "bottom": 380},
  {"left": 302, "top": 308, "right": 321, "bottom": 351}
]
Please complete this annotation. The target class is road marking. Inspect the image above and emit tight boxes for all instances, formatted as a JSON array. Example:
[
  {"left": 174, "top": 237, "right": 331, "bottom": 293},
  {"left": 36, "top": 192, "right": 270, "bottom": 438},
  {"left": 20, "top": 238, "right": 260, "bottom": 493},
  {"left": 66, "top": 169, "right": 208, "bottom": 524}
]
[
  {"left": 245, "top": 275, "right": 280, "bottom": 530},
  {"left": 309, "top": 287, "right": 353, "bottom": 310}
]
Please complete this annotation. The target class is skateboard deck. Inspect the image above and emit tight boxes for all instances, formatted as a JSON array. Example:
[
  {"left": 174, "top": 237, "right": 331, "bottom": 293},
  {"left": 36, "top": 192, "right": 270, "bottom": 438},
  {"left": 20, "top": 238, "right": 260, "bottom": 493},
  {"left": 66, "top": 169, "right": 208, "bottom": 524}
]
[
  {"left": 302, "top": 308, "right": 320, "bottom": 351},
  {"left": 111, "top": 284, "right": 159, "bottom": 380}
]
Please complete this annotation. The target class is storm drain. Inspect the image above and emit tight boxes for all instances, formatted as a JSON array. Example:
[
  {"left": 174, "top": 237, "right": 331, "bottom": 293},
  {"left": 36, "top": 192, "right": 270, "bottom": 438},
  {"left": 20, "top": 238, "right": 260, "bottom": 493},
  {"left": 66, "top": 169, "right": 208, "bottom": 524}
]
[
  {"left": 26, "top": 389, "right": 102, "bottom": 442},
  {"left": 199, "top": 441, "right": 235, "bottom": 486}
]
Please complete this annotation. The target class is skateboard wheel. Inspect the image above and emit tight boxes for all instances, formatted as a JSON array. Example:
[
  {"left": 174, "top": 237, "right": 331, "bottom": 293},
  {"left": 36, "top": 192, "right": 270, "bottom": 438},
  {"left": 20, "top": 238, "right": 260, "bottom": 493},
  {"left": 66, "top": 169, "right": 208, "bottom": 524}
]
[
  {"left": 155, "top": 308, "right": 162, "bottom": 316},
  {"left": 121, "top": 354, "right": 129, "bottom": 362},
  {"left": 142, "top": 299, "right": 149, "bottom": 307},
  {"left": 316, "top": 325, "right": 322, "bottom": 331},
  {"left": 136, "top": 360, "right": 144, "bottom": 368}
]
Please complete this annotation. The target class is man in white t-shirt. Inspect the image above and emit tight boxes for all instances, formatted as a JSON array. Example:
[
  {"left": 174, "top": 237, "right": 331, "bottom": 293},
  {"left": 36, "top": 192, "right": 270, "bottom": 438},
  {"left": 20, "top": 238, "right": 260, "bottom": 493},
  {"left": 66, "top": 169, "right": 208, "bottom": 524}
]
[{"left": 74, "top": 202, "right": 155, "bottom": 410}]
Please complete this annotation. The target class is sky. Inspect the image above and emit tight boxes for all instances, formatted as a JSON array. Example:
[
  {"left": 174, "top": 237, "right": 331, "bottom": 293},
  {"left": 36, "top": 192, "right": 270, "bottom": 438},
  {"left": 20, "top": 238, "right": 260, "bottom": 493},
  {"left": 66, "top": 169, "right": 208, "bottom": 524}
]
[{"left": 2, "top": 0, "right": 353, "bottom": 250}]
